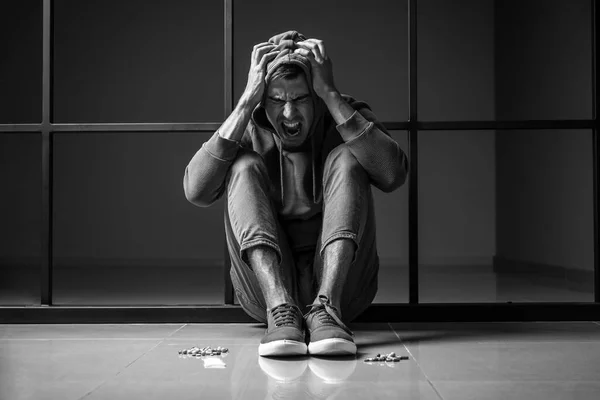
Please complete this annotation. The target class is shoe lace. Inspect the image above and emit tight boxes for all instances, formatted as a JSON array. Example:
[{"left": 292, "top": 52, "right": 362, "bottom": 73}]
[
  {"left": 306, "top": 295, "right": 353, "bottom": 336},
  {"left": 271, "top": 303, "right": 299, "bottom": 327}
]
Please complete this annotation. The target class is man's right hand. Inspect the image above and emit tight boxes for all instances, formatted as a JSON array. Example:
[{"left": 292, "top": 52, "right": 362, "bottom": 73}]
[{"left": 242, "top": 42, "right": 279, "bottom": 108}]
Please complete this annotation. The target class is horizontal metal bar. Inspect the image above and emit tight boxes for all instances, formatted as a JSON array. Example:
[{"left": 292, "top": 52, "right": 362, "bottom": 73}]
[
  {"left": 51, "top": 123, "right": 223, "bottom": 132},
  {"left": 0, "top": 125, "right": 42, "bottom": 132},
  {"left": 419, "top": 120, "right": 596, "bottom": 131},
  {"left": 2, "top": 303, "right": 599, "bottom": 323},
  {"left": 3, "top": 120, "right": 596, "bottom": 134}
]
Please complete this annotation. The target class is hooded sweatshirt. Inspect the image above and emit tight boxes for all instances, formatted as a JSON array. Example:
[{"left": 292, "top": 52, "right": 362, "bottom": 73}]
[{"left": 184, "top": 31, "right": 409, "bottom": 251}]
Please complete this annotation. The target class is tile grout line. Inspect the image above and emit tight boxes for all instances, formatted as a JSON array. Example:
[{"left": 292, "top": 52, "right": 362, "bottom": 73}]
[
  {"left": 166, "top": 323, "right": 188, "bottom": 338},
  {"left": 388, "top": 322, "right": 445, "bottom": 400},
  {"left": 77, "top": 325, "right": 187, "bottom": 400}
]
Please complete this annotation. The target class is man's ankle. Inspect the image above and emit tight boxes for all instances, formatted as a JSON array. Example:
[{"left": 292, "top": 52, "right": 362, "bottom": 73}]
[{"left": 266, "top": 297, "right": 297, "bottom": 311}]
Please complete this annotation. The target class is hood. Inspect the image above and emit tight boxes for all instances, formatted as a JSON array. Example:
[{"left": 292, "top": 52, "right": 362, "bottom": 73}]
[{"left": 251, "top": 30, "right": 327, "bottom": 208}]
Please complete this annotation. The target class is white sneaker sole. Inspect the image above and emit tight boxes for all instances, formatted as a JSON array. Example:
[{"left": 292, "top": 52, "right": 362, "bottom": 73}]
[
  {"left": 308, "top": 338, "right": 357, "bottom": 356},
  {"left": 258, "top": 339, "right": 308, "bottom": 357}
]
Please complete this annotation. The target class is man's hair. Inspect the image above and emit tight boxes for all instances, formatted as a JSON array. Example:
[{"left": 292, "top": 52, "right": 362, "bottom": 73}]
[{"left": 270, "top": 63, "right": 305, "bottom": 82}]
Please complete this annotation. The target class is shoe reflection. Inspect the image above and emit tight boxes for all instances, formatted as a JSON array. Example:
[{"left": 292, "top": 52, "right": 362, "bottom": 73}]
[{"left": 258, "top": 356, "right": 358, "bottom": 400}]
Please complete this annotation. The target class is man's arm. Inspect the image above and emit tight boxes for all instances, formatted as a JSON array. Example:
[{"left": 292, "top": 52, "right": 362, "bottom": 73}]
[
  {"left": 331, "top": 96, "right": 409, "bottom": 192},
  {"left": 183, "top": 43, "right": 280, "bottom": 207},
  {"left": 295, "top": 39, "right": 409, "bottom": 192}
]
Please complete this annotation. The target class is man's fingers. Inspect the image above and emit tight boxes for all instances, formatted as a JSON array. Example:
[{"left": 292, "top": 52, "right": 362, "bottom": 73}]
[
  {"left": 296, "top": 39, "right": 326, "bottom": 62},
  {"left": 293, "top": 47, "right": 318, "bottom": 64},
  {"left": 253, "top": 43, "right": 276, "bottom": 64},
  {"left": 258, "top": 50, "right": 280, "bottom": 67},
  {"left": 306, "top": 39, "right": 327, "bottom": 61}
]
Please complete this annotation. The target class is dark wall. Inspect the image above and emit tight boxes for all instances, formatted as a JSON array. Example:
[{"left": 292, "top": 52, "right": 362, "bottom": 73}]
[
  {"left": 1, "top": 0, "right": 496, "bottom": 271},
  {"left": 2, "top": 0, "right": 594, "bottom": 278},
  {"left": 495, "top": 0, "right": 594, "bottom": 271}
]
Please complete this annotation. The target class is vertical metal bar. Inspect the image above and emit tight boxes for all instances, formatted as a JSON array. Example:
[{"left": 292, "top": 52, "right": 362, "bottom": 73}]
[
  {"left": 592, "top": 0, "right": 599, "bottom": 302},
  {"left": 41, "top": 0, "right": 53, "bottom": 305},
  {"left": 408, "top": 0, "right": 419, "bottom": 304},
  {"left": 223, "top": 0, "right": 234, "bottom": 304}
]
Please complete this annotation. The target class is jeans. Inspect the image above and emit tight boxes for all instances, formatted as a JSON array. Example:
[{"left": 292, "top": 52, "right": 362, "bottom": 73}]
[{"left": 224, "top": 144, "right": 379, "bottom": 324}]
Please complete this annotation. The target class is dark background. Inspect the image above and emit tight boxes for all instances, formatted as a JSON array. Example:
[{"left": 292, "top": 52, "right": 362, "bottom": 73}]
[{"left": 0, "top": 0, "right": 594, "bottom": 305}]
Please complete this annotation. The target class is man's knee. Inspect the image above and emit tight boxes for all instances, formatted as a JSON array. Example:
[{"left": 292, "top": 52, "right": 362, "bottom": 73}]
[
  {"left": 324, "top": 144, "right": 365, "bottom": 179},
  {"left": 230, "top": 150, "right": 266, "bottom": 177}
]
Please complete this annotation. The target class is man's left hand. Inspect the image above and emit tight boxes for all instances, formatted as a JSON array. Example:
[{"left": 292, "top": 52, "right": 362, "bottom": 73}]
[{"left": 294, "top": 39, "right": 338, "bottom": 99}]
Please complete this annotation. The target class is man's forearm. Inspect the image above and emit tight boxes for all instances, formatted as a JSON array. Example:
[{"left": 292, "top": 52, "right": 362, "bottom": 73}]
[
  {"left": 322, "top": 90, "right": 355, "bottom": 125},
  {"left": 218, "top": 95, "right": 257, "bottom": 142}
]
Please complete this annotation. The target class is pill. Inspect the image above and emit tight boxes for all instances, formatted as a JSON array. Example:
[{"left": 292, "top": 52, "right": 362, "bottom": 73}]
[
  {"left": 399, "top": 356, "right": 409, "bottom": 360},
  {"left": 389, "top": 352, "right": 396, "bottom": 357},
  {"left": 385, "top": 357, "right": 394, "bottom": 362}
]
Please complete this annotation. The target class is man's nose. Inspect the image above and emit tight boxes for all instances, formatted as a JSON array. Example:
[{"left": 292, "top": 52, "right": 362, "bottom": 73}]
[{"left": 282, "top": 102, "right": 295, "bottom": 119}]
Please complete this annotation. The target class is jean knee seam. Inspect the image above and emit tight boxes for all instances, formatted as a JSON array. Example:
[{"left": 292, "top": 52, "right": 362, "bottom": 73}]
[
  {"left": 319, "top": 231, "right": 358, "bottom": 259},
  {"left": 240, "top": 238, "right": 282, "bottom": 265}
]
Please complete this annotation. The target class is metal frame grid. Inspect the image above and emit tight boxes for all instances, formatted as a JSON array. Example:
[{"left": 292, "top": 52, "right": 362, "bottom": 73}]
[{"left": 0, "top": 0, "right": 598, "bottom": 322}]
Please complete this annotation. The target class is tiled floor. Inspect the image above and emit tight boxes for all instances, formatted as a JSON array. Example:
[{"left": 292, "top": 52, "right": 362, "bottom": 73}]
[{"left": 2, "top": 322, "right": 600, "bottom": 399}]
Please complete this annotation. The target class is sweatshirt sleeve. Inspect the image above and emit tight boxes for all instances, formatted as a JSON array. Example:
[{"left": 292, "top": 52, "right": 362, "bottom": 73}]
[
  {"left": 335, "top": 106, "right": 409, "bottom": 193},
  {"left": 183, "top": 130, "right": 241, "bottom": 207}
]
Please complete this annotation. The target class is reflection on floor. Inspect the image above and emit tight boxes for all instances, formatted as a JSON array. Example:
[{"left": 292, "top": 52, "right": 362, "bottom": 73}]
[{"left": 1, "top": 322, "right": 600, "bottom": 399}]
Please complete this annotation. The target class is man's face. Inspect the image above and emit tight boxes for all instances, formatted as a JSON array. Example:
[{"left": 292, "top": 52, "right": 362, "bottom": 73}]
[{"left": 264, "top": 74, "right": 314, "bottom": 149}]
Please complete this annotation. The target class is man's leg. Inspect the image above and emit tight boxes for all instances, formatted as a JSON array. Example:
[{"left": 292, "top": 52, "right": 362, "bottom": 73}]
[
  {"left": 224, "top": 149, "right": 306, "bottom": 356},
  {"left": 305, "top": 144, "right": 379, "bottom": 355}
]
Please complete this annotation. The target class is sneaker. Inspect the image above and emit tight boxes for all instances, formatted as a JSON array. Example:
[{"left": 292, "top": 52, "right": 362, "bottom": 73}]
[
  {"left": 304, "top": 295, "right": 357, "bottom": 356},
  {"left": 258, "top": 303, "right": 308, "bottom": 357}
]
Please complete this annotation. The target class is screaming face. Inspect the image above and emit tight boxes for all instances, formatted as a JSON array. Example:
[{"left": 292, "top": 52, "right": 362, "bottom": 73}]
[{"left": 264, "top": 74, "right": 314, "bottom": 150}]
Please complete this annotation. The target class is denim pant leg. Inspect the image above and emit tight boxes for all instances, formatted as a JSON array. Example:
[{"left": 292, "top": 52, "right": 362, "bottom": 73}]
[
  {"left": 314, "top": 144, "right": 379, "bottom": 323},
  {"left": 224, "top": 149, "right": 299, "bottom": 323}
]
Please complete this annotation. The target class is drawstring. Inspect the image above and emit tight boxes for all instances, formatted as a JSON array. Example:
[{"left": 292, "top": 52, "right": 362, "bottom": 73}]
[{"left": 279, "top": 148, "right": 285, "bottom": 205}]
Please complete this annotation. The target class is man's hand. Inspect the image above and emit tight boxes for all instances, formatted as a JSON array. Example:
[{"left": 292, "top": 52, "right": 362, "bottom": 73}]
[
  {"left": 294, "top": 39, "right": 338, "bottom": 100},
  {"left": 242, "top": 42, "right": 280, "bottom": 108}
]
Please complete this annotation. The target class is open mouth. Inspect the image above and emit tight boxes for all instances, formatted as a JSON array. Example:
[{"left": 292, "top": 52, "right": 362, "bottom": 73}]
[{"left": 281, "top": 121, "right": 302, "bottom": 137}]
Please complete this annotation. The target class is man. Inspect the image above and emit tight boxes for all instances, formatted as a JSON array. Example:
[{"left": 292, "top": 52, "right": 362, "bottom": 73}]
[{"left": 184, "top": 31, "right": 408, "bottom": 357}]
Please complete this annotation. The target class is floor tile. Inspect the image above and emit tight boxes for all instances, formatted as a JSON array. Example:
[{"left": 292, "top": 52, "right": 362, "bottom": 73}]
[
  {"left": 84, "top": 341, "right": 439, "bottom": 400},
  {"left": 0, "top": 324, "right": 184, "bottom": 340},
  {"left": 390, "top": 322, "right": 600, "bottom": 344},
  {"left": 167, "top": 323, "right": 265, "bottom": 343},
  {"left": 403, "top": 342, "right": 600, "bottom": 381},
  {"left": 432, "top": 381, "right": 600, "bottom": 400},
  {"left": 0, "top": 339, "right": 160, "bottom": 400}
]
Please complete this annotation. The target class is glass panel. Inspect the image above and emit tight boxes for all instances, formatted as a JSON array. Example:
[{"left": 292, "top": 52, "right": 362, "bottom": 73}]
[
  {"left": 419, "top": 130, "right": 594, "bottom": 303},
  {"left": 373, "top": 131, "right": 409, "bottom": 303},
  {"left": 53, "top": 0, "right": 224, "bottom": 123},
  {"left": 0, "top": 134, "right": 42, "bottom": 305},
  {"left": 0, "top": 1, "right": 42, "bottom": 123},
  {"left": 52, "top": 132, "right": 225, "bottom": 305},
  {"left": 233, "top": 0, "right": 408, "bottom": 122},
  {"left": 418, "top": 0, "right": 592, "bottom": 121}
]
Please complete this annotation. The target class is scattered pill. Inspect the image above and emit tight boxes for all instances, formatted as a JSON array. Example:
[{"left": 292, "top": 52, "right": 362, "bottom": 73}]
[{"left": 389, "top": 352, "right": 396, "bottom": 357}]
